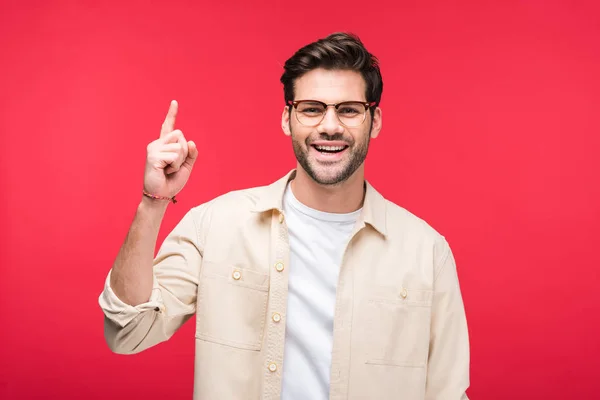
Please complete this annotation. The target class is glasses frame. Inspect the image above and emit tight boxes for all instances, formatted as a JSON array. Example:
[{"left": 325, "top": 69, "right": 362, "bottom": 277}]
[{"left": 287, "top": 99, "right": 377, "bottom": 128}]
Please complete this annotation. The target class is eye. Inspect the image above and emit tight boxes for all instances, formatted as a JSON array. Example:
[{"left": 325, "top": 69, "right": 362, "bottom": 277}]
[
  {"left": 303, "top": 108, "right": 322, "bottom": 114},
  {"left": 297, "top": 103, "right": 325, "bottom": 115},
  {"left": 338, "top": 107, "right": 360, "bottom": 115}
]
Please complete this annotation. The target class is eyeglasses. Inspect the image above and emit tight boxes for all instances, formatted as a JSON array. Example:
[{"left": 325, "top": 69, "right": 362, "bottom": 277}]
[{"left": 287, "top": 100, "right": 376, "bottom": 128}]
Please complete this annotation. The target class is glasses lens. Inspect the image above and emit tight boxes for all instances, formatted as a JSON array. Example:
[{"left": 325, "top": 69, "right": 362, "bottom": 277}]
[
  {"left": 336, "top": 102, "right": 366, "bottom": 127},
  {"left": 294, "top": 101, "right": 368, "bottom": 127},
  {"left": 296, "top": 102, "right": 326, "bottom": 126}
]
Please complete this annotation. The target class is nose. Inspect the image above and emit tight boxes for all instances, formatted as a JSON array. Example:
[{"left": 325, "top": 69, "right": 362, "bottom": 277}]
[{"left": 318, "top": 106, "right": 344, "bottom": 135}]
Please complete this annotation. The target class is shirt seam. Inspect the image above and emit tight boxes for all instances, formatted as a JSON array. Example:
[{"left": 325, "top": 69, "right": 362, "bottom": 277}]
[
  {"left": 190, "top": 207, "right": 203, "bottom": 253},
  {"left": 433, "top": 239, "right": 451, "bottom": 285}
]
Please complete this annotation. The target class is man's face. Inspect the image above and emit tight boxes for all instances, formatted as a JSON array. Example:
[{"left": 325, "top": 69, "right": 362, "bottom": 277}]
[{"left": 282, "top": 68, "right": 382, "bottom": 186}]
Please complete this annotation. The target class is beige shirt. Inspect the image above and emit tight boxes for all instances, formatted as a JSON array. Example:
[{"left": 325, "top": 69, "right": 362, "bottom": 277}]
[{"left": 98, "top": 170, "right": 470, "bottom": 400}]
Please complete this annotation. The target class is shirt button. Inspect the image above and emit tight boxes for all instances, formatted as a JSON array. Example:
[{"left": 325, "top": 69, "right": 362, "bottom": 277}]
[
  {"left": 232, "top": 270, "right": 241, "bottom": 280},
  {"left": 278, "top": 213, "right": 285, "bottom": 224},
  {"left": 272, "top": 313, "right": 281, "bottom": 323},
  {"left": 400, "top": 288, "right": 408, "bottom": 298},
  {"left": 268, "top": 363, "right": 277, "bottom": 372},
  {"left": 275, "top": 262, "right": 284, "bottom": 272}
]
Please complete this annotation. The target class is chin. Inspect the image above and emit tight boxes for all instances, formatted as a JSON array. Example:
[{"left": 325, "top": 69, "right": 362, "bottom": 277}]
[{"left": 308, "top": 164, "right": 350, "bottom": 185}]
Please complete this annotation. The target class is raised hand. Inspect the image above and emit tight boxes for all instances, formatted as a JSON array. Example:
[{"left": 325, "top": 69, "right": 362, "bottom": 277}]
[{"left": 143, "top": 100, "right": 198, "bottom": 200}]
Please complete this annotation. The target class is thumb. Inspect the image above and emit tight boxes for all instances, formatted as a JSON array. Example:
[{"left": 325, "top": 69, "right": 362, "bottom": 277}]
[{"left": 185, "top": 140, "right": 199, "bottom": 167}]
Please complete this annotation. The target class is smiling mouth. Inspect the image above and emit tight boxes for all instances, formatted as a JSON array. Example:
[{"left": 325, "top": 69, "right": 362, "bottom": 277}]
[{"left": 311, "top": 144, "right": 349, "bottom": 154}]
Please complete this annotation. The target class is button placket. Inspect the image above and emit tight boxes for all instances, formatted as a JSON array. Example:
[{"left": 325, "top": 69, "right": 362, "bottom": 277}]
[{"left": 262, "top": 210, "right": 291, "bottom": 400}]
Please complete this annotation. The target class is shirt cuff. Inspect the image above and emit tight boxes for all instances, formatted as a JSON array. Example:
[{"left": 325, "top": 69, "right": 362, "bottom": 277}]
[{"left": 98, "top": 270, "right": 163, "bottom": 328}]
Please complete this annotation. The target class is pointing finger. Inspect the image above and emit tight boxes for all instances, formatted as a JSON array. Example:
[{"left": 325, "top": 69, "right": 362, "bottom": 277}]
[
  {"left": 160, "top": 100, "right": 178, "bottom": 137},
  {"left": 161, "top": 129, "right": 183, "bottom": 145}
]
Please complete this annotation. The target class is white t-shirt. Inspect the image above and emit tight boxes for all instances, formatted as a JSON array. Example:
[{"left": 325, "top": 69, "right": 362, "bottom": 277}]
[{"left": 280, "top": 182, "right": 361, "bottom": 400}]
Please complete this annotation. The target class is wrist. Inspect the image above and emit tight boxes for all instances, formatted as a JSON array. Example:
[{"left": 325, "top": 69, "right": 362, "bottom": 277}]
[
  {"left": 142, "top": 190, "right": 177, "bottom": 204},
  {"left": 139, "top": 195, "right": 171, "bottom": 213}
]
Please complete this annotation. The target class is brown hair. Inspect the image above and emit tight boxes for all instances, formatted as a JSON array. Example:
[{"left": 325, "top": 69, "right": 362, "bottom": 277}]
[{"left": 280, "top": 32, "right": 383, "bottom": 111}]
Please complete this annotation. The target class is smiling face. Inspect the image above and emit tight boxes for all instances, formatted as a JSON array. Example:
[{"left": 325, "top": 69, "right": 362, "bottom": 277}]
[{"left": 282, "top": 68, "right": 382, "bottom": 186}]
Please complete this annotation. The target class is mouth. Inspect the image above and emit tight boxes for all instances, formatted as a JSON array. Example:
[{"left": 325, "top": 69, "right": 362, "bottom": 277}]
[
  {"left": 309, "top": 143, "right": 349, "bottom": 161},
  {"left": 311, "top": 144, "right": 349, "bottom": 154}
]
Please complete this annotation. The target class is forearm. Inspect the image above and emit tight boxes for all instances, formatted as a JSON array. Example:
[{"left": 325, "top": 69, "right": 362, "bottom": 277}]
[{"left": 109, "top": 196, "right": 169, "bottom": 306}]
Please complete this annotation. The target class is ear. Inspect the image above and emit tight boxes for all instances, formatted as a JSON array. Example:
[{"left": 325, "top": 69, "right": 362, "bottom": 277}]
[
  {"left": 370, "top": 107, "right": 382, "bottom": 139},
  {"left": 282, "top": 106, "right": 292, "bottom": 136}
]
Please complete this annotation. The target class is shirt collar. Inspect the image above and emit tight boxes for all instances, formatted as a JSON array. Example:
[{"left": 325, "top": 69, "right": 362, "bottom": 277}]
[{"left": 251, "top": 169, "right": 387, "bottom": 237}]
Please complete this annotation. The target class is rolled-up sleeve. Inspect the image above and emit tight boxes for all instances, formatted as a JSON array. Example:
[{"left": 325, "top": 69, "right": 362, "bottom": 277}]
[
  {"left": 98, "top": 205, "right": 208, "bottom": 354},
  {"left": 99, "top": 269, "right": 163, "bottom": 328},
  {"left": 425, "top": 239, "right": 471, "bottom": 400}
]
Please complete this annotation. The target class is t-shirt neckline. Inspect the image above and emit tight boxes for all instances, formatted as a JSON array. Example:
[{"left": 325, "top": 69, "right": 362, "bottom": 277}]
[{"left": 283, "top": 182, "right": 362, "bottom": 223}]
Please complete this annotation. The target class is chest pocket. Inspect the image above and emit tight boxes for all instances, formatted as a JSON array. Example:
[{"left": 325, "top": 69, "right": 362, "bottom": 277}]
[
  {"left": 364, "top": 286, "right": 434, "bottom": 368},
  {"left": 195, "top": 261, "right": 270, "bottom": 351}
]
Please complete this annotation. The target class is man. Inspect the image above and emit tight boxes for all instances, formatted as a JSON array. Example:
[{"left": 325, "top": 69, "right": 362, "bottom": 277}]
[{"left": 99, "top": 32, "right": 470, "bottom": 400}]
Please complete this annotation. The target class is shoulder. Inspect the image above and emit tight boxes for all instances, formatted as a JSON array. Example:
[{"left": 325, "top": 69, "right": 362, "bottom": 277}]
[
  {"left": 383, "top": 198, "right": 451, "bottom": 266},
  {"left": 187, "top": 182, "right": 272, "bottom": 222},
  {"left": 189, "top": 183, "right": 266, "bottom": 214},
  {"left": 175, "top": 183, "right": 271, "bottom": 245},
  {"left": 384, "top": 200, "right": 442, "bottom": 239}
]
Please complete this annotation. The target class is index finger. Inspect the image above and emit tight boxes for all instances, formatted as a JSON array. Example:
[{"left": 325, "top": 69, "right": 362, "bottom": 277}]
[{"left": 160, "top": 100, "right": 178, "bottom": 137}]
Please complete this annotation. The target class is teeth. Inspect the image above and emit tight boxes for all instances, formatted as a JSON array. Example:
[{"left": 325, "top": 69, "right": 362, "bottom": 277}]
[{"left": 315, "top": 145, "right": 345, "bottom": 151}]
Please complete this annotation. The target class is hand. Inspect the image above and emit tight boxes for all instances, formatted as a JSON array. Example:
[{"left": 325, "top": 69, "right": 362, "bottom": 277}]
[{"left": 143, "top": 100, "right": 198, "bottom": 199}]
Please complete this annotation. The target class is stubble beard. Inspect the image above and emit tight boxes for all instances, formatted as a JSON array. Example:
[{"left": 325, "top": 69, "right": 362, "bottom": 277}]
[{"left": 290, "top": 124, "right": 372, "bottom": 186}]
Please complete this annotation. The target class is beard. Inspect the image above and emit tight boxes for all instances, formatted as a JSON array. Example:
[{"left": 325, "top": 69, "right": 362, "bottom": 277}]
[{"left": 290, "top": 123, "right": 372, "bottom": 186}]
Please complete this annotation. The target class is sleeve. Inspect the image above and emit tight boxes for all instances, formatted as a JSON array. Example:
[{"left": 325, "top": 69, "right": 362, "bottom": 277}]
[
  {"left": 98, "top": 205, "right": 207, "bottom": 355},
  {"left": 425, "top": 239, "right": 471, "bottom": 400}
]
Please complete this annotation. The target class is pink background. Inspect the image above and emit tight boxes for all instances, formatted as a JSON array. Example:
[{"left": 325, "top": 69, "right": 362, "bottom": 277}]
[{"left": 1, "top": 0, "right": 599, "bottom": 399}]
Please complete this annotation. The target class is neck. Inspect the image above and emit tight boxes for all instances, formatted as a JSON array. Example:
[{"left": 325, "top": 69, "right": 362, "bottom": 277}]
[{"left": 290, "top": 166, "right": 366, "bottom": 213}]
